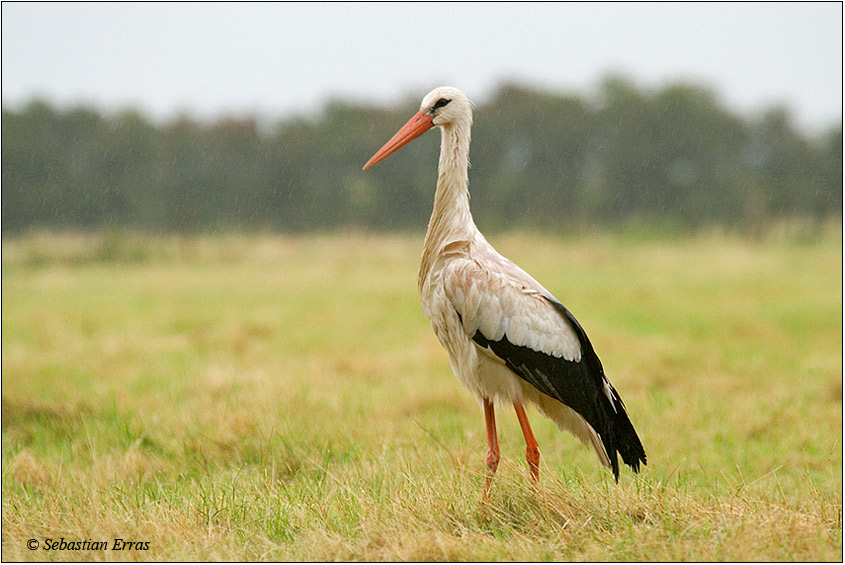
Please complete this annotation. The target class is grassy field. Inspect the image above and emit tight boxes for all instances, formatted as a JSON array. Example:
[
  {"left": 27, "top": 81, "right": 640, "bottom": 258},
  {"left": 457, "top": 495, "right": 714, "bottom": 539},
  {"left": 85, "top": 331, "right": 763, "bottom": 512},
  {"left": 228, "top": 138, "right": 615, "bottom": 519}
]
[{"left": 2, "top": 228, "right": 841, "bottom": 561}]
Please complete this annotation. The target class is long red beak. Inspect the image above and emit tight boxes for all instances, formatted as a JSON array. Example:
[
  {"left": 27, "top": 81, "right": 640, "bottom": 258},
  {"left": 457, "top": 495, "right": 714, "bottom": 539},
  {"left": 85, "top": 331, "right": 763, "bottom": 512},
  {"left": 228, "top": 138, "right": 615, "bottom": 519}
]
[{"left": 363, "top": 110, "right": 435, "bottom": 170}]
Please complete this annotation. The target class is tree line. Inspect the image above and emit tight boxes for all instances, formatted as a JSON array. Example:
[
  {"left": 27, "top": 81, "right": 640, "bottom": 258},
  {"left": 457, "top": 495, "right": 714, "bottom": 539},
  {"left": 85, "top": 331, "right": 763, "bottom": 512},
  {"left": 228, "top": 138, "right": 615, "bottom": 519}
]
[{"left": 2, "top": 77, "right": 841, "bottom": 235}]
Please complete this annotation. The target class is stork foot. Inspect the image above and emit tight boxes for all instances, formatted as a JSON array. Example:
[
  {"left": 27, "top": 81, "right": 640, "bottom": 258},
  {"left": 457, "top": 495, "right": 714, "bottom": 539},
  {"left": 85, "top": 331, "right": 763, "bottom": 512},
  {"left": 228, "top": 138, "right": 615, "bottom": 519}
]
[
  {"left": 482, "top": 398, "right": 500, "bottom": 502},
  {"left": 525, "top": 443, "right": 540, "bottom": 483},
  {"left": 482, "top": 445, "right": 500, "bottom": 501},
  {"left": 514, "top": 402, "right": 541, "bottom": 484}
]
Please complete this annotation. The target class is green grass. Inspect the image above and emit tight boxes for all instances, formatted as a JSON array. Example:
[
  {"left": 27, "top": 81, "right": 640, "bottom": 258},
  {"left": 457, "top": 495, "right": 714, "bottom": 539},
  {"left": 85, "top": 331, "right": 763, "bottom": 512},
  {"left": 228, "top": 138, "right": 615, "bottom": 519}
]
[{"left": 2, "top": 228, "right": 842, "bottom": 561}]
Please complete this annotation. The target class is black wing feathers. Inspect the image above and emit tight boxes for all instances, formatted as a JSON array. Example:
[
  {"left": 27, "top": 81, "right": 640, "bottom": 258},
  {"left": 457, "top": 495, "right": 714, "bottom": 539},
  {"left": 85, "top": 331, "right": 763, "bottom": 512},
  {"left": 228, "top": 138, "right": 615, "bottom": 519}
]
[
  {"left": 472, "top": 297, "right": 647, "bottom": 480},
  {"left": 548, "top": 300, "right": 647, "bottom": 476}
]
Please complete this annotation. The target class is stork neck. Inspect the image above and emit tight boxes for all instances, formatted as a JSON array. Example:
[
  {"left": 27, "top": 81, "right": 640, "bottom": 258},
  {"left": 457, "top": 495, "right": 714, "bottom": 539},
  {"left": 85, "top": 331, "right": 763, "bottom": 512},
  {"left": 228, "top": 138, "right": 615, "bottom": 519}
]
[
  {"left": 420, "top": 122, "right": 476, "bottom": 289},
  {"left": 431, "top": 123, "right": 475, "bottom": 239}
]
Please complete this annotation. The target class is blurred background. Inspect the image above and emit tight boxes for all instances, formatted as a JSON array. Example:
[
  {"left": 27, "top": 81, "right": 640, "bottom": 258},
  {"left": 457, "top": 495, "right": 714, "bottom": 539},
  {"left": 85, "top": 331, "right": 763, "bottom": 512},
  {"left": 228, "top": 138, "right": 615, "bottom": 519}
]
[{"left": 2, "top": 2, "right": 842, "bottom": 235}]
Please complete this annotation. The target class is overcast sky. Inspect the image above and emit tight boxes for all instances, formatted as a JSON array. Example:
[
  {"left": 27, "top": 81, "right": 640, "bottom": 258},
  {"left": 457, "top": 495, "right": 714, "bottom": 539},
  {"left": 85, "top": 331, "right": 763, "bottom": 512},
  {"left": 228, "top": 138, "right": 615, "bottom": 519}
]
[{"left": 2, "top": 2, "right": 841, "bottom": 131}]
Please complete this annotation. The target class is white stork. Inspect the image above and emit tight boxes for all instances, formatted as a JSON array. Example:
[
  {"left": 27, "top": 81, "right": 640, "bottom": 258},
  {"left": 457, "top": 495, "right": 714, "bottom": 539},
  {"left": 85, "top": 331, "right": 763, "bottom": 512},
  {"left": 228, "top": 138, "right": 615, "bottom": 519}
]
[{"left": 363, "top": 86, "right": 646, "bottom": 495}]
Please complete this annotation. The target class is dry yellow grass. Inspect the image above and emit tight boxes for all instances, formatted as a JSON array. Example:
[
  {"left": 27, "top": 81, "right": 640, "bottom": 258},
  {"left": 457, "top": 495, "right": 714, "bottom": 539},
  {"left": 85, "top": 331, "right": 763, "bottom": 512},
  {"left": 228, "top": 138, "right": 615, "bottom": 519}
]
[{"left": 2, "top": 228, "right": 841, "bottom": 560}]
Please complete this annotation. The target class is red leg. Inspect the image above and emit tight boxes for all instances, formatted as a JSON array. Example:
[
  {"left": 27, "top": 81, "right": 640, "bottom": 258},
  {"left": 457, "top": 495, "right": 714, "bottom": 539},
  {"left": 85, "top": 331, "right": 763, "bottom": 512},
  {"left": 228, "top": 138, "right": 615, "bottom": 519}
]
[
  {"left": 482, "top": 398, "right": 500, "bottom": 499},
  {"left": 513, "top": 402, "right": 540, "bottom": 482}
]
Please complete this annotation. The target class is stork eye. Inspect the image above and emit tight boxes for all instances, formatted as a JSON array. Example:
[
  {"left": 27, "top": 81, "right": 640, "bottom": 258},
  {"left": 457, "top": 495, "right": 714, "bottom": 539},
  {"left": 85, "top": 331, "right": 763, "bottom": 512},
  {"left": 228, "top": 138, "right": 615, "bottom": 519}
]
[{"left": 432, "top": 98, "right": 451, "bottom": 111}]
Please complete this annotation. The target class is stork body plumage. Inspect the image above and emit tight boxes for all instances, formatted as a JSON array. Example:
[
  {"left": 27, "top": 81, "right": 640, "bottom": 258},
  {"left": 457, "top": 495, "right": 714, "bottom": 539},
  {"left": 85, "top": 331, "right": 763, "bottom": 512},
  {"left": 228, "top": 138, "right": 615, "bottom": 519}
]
[{"left": 364, "top": 87, "right": 646, "bottom": 493}]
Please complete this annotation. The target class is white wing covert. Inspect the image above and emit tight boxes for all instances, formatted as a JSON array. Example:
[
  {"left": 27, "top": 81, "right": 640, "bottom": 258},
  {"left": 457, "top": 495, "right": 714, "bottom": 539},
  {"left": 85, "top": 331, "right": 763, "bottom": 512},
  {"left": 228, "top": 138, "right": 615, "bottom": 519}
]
[{"left": 442, "top": 256, "right": 583, "bottom": 362}]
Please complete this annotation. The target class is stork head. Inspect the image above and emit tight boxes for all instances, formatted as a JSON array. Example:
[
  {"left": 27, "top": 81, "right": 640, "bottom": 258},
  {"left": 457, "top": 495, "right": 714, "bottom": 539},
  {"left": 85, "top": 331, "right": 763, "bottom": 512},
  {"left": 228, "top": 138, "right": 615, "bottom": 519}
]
[
  {"left": 363, "top": 86, "right": 472, "bottom": 170},
  {"left": 420, "top": 86, "right": 472, "bottom": 128}
]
